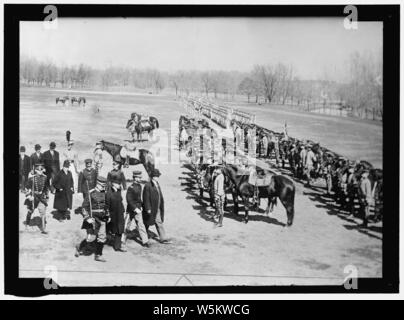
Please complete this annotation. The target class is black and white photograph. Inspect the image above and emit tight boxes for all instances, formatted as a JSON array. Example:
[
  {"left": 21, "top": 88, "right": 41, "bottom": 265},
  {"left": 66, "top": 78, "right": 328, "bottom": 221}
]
[{"left": 2, "top": 3, "right": 399, "bottom": 296}]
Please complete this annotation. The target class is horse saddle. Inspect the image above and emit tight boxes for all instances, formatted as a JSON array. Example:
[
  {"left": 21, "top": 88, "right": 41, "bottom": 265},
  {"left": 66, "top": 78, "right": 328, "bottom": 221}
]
[
  {"left": 139, "top": 120, "right": 150, "bottom": 129},
  {"left": 248, "top": 171, "right": 272, "bottom": 187},
  {"left": 120, "top": 147, "right": 139, "bottom": 160}
]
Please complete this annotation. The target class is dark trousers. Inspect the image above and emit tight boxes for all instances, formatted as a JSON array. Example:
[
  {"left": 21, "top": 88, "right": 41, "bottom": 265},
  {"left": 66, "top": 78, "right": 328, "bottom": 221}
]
[
  {"left": 19, "top": 173, "right": 28, "bottom": 191},
  {"left": 113, "top": 234, "right": 122, "bottom": 250}
]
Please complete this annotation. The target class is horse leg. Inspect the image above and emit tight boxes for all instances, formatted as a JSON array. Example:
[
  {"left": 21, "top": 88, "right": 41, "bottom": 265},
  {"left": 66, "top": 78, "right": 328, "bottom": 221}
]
[
  {"left": 243, "top": 197, "right": 249, "bottom": 224},
  {"left": 232, "top": 192, "right": 239, "bottom": 216}
]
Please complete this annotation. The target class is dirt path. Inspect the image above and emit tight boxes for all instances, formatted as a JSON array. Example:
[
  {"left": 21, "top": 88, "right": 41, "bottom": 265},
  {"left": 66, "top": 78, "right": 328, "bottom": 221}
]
[{"left": 19, "top": 88, "right": 382, "bottom": 286}]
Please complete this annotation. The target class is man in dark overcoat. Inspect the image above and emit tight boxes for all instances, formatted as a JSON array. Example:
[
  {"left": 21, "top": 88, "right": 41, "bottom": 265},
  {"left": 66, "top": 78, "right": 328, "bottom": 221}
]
[
  {"left": 142, "top": 168, "right": 170, "bottom": 244},
  {"left": 43, "top": 141, "right": 60, "bottom": 193},
  {"left": 19, "top": 146, "right": 31, "bottom": 192},
  {"left": 106, "top": 179, "right": 126, "bottom": 251},
  {"left": 30, "top": 144, "right": 43, "bottom": 169},
  {"left": 52, "top": 160, "right": 74, "bottom": 220},
  {"left": 124, "top": 170, "right": 149, "bottom": 248}
]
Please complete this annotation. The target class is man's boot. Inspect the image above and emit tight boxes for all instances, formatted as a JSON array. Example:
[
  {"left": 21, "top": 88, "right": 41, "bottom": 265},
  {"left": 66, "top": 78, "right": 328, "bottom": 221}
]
[
  {"left": 24, "top": 210, "right": 32, "bottom": 228},
  {"left": 41, "top": 216, "right": 48, "bottom": 234},
  {"left": 94, "top": 242, "right": 106, "bottom": 262},
  {"left": 75, "top": 239, "right": 89, "bottom": 257}
]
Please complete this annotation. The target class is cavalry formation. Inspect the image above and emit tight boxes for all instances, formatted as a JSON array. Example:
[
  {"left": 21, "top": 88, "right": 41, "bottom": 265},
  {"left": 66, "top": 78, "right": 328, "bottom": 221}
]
[{"left": 178, "top": 97, "right": 383, "bottom": 228}]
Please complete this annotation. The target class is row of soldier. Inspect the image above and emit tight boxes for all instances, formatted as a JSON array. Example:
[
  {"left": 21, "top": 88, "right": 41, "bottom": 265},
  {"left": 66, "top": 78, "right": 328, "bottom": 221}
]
[
  {"left": 179, "top": 113, "right": 380, "bottom": 228},
  {"left": 20, "top": 141, "right": 170, "bottom": 262}
]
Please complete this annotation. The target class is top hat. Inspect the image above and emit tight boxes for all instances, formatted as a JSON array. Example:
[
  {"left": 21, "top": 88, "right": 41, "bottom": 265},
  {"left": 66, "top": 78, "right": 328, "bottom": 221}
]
[{"left": 34, "top": 144, "right": 41, "bottom": 151}]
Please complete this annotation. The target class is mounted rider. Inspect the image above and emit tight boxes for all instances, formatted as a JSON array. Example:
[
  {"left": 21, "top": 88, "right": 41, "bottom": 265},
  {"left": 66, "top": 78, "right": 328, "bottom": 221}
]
[{"left": 120, "top": 139, "right": 138, "bottom": 167}]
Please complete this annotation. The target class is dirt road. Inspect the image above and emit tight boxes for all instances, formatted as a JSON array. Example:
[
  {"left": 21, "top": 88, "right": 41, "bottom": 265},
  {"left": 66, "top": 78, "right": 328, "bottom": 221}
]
[{"left": 19, "top": 87, "right": 382, "bottom": 286}]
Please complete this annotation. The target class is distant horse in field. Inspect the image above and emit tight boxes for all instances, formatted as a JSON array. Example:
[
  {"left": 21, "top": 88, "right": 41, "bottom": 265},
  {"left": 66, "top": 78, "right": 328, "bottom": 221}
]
[
  {"left": 127, "top": 115, "right": 159, "bottom": 141},
  {"left": 56, "top": 96, "right": 70, "bottom": 105},
  {"left": 98, "top": 140, "right": 155, "bottom": 177},
  {"left": 71, "top": 96, "right": 86, "bottom": 106}
]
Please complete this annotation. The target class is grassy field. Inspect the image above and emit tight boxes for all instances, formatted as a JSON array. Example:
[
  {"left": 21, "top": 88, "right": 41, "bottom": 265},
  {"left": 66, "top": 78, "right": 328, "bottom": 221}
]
[{"left": 19, "top": 87, "right": 382, "bottom": 286}]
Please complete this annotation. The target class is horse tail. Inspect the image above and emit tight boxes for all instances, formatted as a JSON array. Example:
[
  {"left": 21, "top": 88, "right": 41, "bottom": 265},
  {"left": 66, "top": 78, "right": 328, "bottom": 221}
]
[{"left": 155, "top": 118, "right": 159, "bottom": 128}]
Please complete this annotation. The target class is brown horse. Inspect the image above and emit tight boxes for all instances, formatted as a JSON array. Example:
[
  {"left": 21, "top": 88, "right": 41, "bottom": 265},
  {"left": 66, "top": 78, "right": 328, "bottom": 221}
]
[
  {"left": 99, "top": 140, "right": 155, "bottom": 176},
  {"left": 222, "top": 164, "right": 296, "bottom": 226}
]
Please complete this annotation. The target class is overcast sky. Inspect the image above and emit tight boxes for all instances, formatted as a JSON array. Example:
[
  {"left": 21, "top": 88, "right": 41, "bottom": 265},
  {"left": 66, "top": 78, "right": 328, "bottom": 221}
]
[{"left": 20, "top": 18, "right": 382, "bottom": 81}]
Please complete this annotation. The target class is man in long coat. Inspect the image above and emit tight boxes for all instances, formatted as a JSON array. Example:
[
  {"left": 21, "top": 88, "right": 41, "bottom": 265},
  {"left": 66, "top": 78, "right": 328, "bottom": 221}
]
[
  {"left": 106, "top": 179, "right": 126, "bottom": 251},
  {"left": 123, "top": 171, "right": 149, "bottom": 248},
  {"left": 52, "top": 160, "right": 74, "bottom": 220},
  {"left": 43, "top": 141, "right": 60, "bottom": 193},
  {"left": 142, "top": 168, "right": 170, "bottom": 244},
  {"left": 19, "top": 146, "right": 31, "bottom": 192}
]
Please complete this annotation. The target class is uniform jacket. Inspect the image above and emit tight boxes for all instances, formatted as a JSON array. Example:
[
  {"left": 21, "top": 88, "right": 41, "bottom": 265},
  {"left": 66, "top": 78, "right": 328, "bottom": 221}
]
[
  {"left": 359, "top": 177, "right": 373, "bottom": 203},
  {"left": 82, "top": 190, "right": 107, "bottom": 219},
  {"left": 106, "top": 188, "right": 125, "bottom": 234},
  {"left": 142, "top": 180, "right": 164, "bottom": 226},
  {"left": 213, "top": 173, "right": 225, "bottom": 196},
  {"left": 24, "top": 173, "right": 48, "bottom": 209},
  {"left": 78, "top": 168, "right": 98, "bottom": 194},
  {"left": 43, "top": 150, "right": 60, "bottom": 176},
  {"left": 107, "top": 169, "right": 127, "bottom": 190},
  {"left": 126, "top": 183, "right": 143, "bottom": 213},
  {"left": 306, "top": 150, "right": 317, "bottom": 168},
  {"left": 19, "top": 154, "right": 31, "bottom": 176},
  {"left": 52, "top": 169, "right": 74, "bottom": 211}
]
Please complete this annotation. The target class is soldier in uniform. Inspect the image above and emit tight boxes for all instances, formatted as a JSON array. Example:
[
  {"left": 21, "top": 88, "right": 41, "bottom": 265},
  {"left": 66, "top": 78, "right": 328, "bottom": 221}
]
[
  {"left": 93, "top": 142, "right": 103, "bottom": 172},
  {"left": 78, "top": 159, "right": 98, "bottom": 203},
  {"left": 305, "top": 145, "right": 317, "bottom": 187},
  {"left": 107, "top": 160, "right": 127, "bottom": 191},
  {"left": 347, "top": 161, "right": 358, "bottom": 215},
  {"left": 213, "top": 166, "right": 225, "bottom": 227},
  {"left": 359, "top": 169, "right": 372, "bottom": 227},
  {"left": 23, "top": 163, "right": 49, "bottom": 234},
  {"left": 123, "top": 171, "right": 149, "bottom": 248},
  {"left": 30, "top": 144, "right": 43, "bottom": 169},
  {"left": 75, "top": 176, "right": 109, "bottom": 262}
]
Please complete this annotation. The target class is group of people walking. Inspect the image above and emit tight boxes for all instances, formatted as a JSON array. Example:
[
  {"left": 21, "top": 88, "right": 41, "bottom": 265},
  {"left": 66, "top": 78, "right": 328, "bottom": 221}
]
[{"left": 20, "top": 140, "right": 170, "bottom": 262}]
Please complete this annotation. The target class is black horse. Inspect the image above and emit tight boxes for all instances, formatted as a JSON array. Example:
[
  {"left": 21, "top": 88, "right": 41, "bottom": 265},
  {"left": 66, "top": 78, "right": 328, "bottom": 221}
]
[
  {"left": 222, "top": 164, "right": 296, "bottom": 226},
  {"left": 56, "top": 96, "right": 70, "bottom": 105},
  {"left": 71, "top": 96, "right": 86, "bottom": 106},
  {"left": 99, "top": 140, "right": 155, "bottom": 176}
]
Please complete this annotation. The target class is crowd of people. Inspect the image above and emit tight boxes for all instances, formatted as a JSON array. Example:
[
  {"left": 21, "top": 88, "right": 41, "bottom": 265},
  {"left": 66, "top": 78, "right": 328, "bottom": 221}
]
[{"left": 19, "top": 140, "right": 170, "bottom": 262}]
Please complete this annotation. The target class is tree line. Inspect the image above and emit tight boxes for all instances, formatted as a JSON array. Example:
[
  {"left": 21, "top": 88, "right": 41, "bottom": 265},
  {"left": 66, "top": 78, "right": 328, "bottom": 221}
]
[{"left": 20, "top": 51, "right": 382, "bottom": 120}]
